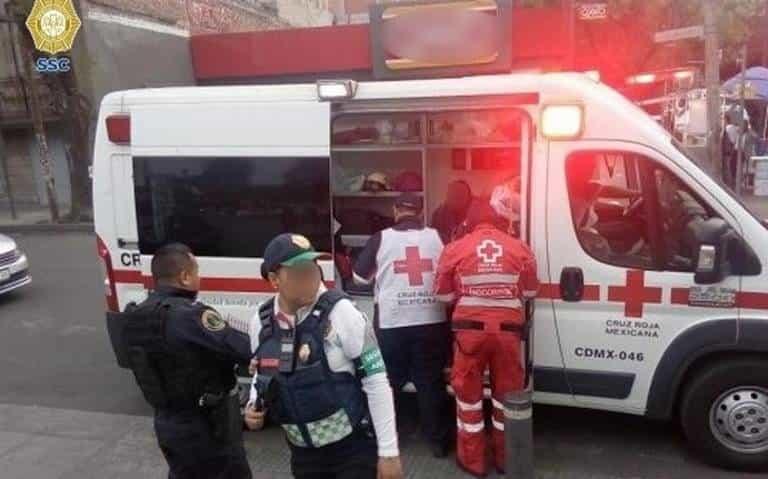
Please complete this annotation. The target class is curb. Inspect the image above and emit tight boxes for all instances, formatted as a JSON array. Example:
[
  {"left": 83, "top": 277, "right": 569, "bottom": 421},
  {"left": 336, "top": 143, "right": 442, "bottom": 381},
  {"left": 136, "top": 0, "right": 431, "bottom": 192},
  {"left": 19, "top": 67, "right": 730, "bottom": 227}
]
[{"left": 0, "top": 223, "right": 94, "bottom": 234}]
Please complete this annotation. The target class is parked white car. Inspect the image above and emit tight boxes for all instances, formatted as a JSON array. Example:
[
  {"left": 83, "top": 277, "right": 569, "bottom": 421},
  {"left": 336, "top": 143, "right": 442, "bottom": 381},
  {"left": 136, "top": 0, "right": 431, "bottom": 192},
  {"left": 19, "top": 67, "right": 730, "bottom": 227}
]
[{"left": 0, "top": 234, "right": 30, "bottom": 295}]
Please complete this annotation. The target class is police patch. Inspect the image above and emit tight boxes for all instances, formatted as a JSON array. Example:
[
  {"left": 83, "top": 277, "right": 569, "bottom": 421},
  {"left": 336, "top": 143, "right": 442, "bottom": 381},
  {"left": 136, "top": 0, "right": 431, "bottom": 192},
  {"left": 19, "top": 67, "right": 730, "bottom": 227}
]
[
  {"left": 201, "top": 309, "right": 226, "bottom": 332},
  {"left": 359, "top": 347, "right": 386, "bottom": 376},
  {"left": 291, "top": 235, "right": 311, "bottom": 249}
]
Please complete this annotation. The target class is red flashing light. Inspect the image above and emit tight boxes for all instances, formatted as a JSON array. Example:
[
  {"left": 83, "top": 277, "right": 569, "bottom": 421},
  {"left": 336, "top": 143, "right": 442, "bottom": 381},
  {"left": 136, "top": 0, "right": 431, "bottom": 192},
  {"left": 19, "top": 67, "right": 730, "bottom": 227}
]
[
  {"left": 627, "top": 73, "right": 657, "bottom": 85},
  {"left": 106, "top": 114, "right": 131, "bottom": 144}
]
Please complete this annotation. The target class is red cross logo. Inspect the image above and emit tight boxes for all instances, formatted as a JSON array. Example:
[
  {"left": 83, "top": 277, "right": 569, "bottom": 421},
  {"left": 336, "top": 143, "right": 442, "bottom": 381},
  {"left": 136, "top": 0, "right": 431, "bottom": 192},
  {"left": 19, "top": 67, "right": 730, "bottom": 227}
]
[
  {"left": 477, "top": 240, "right": 503, "bottom": 264},
  {"left": 394, "top": 246, "right": 434, "bottom": 286},
  {"left": 607, "top": 270, "right": 662, "bottom": 318}
]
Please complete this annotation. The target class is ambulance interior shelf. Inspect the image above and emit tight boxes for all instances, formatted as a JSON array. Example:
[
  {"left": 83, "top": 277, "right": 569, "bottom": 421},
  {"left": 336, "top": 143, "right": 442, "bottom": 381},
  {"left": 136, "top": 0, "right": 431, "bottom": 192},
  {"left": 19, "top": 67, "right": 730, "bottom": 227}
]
[
  {"left": 331, "top": 109, "right": 524, "bottom": 294},
  {"left": 332, "top": 143, "right": 424, "bottom": 295}
]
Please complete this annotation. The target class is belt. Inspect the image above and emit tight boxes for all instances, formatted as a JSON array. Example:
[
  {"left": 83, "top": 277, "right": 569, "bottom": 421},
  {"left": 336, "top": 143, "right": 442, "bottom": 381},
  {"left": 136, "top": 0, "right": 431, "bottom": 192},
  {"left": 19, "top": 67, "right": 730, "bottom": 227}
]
[{"left": 452, "top": 319, "right": 523, "bottom": 334}]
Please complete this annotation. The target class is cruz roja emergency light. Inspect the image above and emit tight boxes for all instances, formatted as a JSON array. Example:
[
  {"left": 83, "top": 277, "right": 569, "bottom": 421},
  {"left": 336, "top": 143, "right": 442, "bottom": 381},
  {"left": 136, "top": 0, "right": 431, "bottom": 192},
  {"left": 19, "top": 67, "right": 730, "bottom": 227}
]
[
  {"left": 541, "top": 104, "right": 583, "bottom": 140},
  {"left": 316, "top": 80, "right": 358, "bottom": 101}
]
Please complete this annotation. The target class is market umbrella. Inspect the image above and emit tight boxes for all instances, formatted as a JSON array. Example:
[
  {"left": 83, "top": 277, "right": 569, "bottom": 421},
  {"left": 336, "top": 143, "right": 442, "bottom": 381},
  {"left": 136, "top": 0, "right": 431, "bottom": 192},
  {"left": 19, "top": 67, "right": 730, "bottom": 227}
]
[{"left": 722, "top": 66, "right": 768, "bottom": 100}]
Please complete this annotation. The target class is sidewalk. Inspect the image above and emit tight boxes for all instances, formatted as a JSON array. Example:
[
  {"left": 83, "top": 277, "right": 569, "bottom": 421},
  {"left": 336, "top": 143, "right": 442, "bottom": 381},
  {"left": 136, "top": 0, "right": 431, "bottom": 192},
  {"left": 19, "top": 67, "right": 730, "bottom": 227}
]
[
  {"left": 0, "top": 203, "right": 92, "bottom": 233},
  {"left": 0, "top": 403, "right": 761, "bottom": 479}
]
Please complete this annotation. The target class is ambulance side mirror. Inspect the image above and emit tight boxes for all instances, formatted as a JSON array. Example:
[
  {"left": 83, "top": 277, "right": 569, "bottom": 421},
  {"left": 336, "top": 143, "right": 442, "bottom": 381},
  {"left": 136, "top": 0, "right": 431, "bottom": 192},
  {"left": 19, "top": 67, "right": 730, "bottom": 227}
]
[{"left": 691, "top": 218, "right": 732, "bottom": 285}]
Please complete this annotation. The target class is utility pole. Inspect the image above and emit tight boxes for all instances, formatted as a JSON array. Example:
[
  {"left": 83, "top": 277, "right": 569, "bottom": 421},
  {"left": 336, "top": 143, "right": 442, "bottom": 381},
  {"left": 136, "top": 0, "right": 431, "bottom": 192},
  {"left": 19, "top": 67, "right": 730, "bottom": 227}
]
[
  {"left": 0, "top": 15, "right": 17, "bottom": 220},
  {"left": 0, "top": 128, "right": 18, "bottom": 220},
  {"left": 703, "top": 0, "right": 722, "bottom": 179},
  {"left": 736, "top": 44, "right": 748, "bottom": 197},
  {"left": 65, "top": 0, "right": 92, "bottom": 221},
  {"left": 9, "top": 2, "right": 60, "bottom": 222}
]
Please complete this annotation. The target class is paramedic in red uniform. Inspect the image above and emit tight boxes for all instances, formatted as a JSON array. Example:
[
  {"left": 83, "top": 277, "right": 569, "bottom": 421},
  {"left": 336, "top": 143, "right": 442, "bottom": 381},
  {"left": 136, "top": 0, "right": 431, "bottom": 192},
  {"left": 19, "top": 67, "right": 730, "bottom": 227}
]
[
  {"left": 434, "top": 202, "right": 538, "bottom": 477},
  {"left": 353, "top": 193, "right": 452, "bottom": 458}
]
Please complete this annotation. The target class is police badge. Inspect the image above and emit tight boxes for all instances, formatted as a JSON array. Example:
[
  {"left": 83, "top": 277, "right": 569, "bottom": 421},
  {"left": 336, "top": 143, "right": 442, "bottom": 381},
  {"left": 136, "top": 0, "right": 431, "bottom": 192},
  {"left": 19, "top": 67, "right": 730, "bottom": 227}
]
[{"left": 298, "top": 343, "right": 311, "bottom": 363}]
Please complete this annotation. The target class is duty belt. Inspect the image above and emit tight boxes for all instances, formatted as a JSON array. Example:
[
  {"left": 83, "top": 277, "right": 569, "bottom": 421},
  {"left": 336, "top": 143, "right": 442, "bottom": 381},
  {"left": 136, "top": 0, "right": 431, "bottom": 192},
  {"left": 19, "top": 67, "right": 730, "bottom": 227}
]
[{"left": 453, "top": 319, "right": 524, "bottom": 335}]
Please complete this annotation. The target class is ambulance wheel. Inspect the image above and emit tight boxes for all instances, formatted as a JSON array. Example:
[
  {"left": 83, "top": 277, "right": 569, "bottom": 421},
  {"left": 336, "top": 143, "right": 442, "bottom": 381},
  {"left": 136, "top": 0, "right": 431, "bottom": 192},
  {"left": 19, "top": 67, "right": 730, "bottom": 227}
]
[{"left": 680, "top": 358, "right": 768, "bottom": 471}]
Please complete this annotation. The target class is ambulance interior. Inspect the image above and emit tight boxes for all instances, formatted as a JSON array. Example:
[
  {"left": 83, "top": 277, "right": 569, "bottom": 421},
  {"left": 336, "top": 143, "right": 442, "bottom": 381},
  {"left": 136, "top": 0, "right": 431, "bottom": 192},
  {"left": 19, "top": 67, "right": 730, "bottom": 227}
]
[{"left": 330, "top": 109, "right": 524, "bottom": 294}]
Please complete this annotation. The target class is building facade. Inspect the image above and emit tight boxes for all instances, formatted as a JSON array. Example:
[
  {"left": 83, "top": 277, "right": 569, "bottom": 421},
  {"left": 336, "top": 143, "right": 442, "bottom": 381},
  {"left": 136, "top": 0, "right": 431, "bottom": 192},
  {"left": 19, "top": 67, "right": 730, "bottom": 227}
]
[{"left": 0, "top": 0, "right": 285, "bottom": 218}]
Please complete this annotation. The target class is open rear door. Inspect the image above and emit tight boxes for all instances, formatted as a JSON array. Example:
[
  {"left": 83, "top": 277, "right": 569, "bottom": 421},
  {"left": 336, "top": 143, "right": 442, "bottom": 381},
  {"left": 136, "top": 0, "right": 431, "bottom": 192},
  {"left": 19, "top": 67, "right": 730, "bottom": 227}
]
[{"left": 125, "top": 99, "right": 332, "bottom": 326}]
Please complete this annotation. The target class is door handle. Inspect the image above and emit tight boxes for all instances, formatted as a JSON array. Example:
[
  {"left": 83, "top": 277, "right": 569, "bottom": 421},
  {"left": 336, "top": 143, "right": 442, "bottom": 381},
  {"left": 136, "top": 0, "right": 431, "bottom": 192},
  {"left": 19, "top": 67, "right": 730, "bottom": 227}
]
[
  {"left": 560, "top": 267, "right": 584, "bottom": 302},
  {"left": 117, "top": 238, "right": 139, "bottom": 249}
]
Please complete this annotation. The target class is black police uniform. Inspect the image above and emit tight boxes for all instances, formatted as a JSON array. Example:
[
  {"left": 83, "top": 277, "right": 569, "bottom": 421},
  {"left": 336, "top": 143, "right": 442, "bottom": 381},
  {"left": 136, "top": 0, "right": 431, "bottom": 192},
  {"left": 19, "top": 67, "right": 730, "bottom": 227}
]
[
  {"left": 120, "top": 286, "right": 253, "bottom": 479},
  {"left": 253, "top": 290, "right": 378, "bottom": 479}
]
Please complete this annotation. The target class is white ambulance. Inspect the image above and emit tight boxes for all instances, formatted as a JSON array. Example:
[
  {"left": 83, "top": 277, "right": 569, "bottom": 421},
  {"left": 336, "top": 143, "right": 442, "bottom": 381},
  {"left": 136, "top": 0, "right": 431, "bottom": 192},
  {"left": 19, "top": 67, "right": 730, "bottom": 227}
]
[{"left": 93, "top": 73, "right": 768, "bottom": 470}]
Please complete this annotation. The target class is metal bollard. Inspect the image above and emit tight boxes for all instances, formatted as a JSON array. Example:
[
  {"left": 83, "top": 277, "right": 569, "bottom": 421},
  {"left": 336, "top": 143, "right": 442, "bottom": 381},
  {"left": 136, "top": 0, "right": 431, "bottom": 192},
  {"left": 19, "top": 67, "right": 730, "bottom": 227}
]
[{"left": 504, "top": 389, "right": 534, "bottom": 479}]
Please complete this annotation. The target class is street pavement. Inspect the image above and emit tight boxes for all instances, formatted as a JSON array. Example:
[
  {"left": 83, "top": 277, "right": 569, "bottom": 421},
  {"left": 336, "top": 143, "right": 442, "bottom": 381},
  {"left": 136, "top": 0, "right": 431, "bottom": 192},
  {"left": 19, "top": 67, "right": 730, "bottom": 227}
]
[{"left": 0, "top": 231, "right": 766, "bottom": 478}]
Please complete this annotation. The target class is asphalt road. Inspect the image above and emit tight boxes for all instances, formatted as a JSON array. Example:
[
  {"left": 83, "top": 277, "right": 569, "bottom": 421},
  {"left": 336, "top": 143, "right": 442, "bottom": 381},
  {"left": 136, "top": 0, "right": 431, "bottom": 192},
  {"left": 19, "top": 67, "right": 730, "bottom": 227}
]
[
  {"left": 0, "top": 231, "right": 762, "bottom": 478},
  {"left": 0, "top": 232, "right": 150, "bottom": 416}
]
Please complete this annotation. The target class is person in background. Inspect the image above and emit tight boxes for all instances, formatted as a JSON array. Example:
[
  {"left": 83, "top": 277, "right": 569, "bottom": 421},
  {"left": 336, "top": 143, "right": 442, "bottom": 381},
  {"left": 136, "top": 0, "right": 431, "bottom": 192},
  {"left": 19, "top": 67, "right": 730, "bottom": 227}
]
[
  {"left": 354, "top": 193, "right": 452, "bottom": 458},
  {"left": 245, "top": 233, "right": 402, "bottom": 479},
  {"left": 432, "top": 180, "right": 474, "bottom": 243},
  {"left": 723, "top": 115, "right": 739, "bottom": 188},
  {"left": 489, "top": 175, "right": 521, "bottom": 235},
  {"left": 434, "top": 202, "right": 539, "bottom": 477}
]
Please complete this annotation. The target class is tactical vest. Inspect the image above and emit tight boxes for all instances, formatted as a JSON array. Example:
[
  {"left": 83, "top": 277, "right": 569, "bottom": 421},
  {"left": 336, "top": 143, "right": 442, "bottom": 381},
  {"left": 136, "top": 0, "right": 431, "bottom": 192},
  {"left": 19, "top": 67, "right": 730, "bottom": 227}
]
[
  {"left": 121, "top": 297, "right": 235, "bottom": 410},
  {"left": 255, "top": 290, "right": 368, "bottom": 449}
]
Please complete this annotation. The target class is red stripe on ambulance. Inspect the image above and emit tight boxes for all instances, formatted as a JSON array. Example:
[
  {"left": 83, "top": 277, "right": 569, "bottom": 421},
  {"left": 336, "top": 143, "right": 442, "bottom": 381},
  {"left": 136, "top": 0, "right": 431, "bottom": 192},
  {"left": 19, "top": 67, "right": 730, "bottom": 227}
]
[
  {"left": 538, "top": 283, "right": 599, "bottom": 301},
  {"left": 113, "top": 269, "right": 334, "bottom": 293}
]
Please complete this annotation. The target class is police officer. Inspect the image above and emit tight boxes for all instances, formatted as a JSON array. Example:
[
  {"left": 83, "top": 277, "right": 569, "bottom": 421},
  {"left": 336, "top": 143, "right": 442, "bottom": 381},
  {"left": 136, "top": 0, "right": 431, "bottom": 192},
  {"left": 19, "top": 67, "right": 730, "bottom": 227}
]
[
  {"left": 244, "top": 233, "right": 403, "bottom": 479},
  {"left": 434, "top": 202, "right": 539, "bottom": 477},
  {"left": 119, "top": 243, "right": 253, "bottom": 479},
  {"left": 353, "top": 193, "right": 452, "bottom": 458}
]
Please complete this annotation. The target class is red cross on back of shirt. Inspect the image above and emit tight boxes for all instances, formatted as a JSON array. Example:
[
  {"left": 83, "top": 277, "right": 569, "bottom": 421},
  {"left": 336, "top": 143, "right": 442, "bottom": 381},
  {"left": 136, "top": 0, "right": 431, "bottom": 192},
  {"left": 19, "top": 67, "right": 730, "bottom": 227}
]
[
  {"left": 479, "top": 240, "right": 502, "bottom": 263},
  {"left": 394, "top": 246, "right": 434, "bottom": 286},
  {"left": 607, "top": 270, "right": 662, "bottom": 318}
]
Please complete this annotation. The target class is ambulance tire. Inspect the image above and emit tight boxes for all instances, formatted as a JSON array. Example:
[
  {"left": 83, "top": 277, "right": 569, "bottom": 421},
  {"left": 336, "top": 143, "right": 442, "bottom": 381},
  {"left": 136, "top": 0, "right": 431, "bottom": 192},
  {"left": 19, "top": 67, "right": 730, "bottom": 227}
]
[{"left": 680, "top": 358, "right": 768, "bottom": 471}]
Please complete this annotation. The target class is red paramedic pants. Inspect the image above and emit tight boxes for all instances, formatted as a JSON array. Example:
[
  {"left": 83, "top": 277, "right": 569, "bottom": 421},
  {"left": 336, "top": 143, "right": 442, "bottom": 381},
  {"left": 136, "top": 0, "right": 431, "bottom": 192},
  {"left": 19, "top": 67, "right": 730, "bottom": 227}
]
[{"left": 451, "top": 319, "right": 524, "bottom": 476}]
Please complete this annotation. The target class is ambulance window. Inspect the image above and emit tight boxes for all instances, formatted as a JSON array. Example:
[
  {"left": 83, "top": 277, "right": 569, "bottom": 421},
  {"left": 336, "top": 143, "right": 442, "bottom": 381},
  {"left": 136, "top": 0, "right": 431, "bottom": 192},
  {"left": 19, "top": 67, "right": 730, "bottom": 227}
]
[
  {"left": 133, "top": 157, "right": 331, "bottom": 257},
  {"left": 652, "top": 167, "right": 712, "bottom": 272},
  {"left": 566, "top": 152, "right": 655, "bottom": 270}
]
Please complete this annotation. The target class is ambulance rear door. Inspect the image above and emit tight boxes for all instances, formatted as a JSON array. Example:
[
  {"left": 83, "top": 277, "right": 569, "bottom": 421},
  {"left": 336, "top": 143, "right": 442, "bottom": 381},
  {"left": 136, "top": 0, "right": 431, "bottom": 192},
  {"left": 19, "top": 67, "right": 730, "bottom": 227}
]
[
  {"left": 545, "top": 140, "right": 741, "bottom": 413},
  {"left": 125, "top": 99, "right": 333, "bottom": 326}
]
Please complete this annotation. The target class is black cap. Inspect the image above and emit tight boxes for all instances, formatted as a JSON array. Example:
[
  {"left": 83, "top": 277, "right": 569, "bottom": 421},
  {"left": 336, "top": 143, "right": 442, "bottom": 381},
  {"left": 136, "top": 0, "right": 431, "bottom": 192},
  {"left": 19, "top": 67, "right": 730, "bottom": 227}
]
[
  {"left": 261, "top": 234, "right": 330, "bottom": 279},
  {"left": 394, "top": 192, "right": 423, "bottom": 211},
  {"left": 466, "top": 200, "right": 500, "bottom": 230}
]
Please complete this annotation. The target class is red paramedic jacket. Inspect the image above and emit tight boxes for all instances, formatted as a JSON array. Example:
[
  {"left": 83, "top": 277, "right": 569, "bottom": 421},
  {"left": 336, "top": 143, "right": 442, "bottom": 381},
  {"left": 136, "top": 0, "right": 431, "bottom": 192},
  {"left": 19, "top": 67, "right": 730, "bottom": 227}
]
[{"left": 434, "top": 224, "right": 539, "bottom": 324}]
